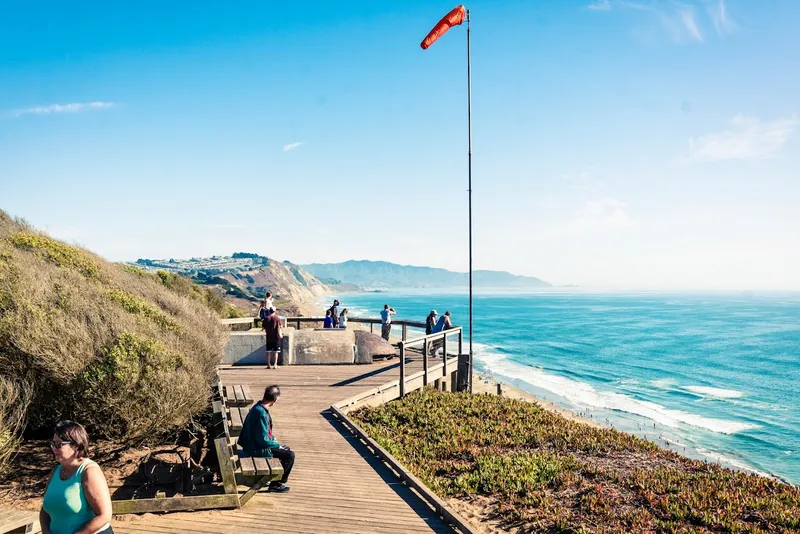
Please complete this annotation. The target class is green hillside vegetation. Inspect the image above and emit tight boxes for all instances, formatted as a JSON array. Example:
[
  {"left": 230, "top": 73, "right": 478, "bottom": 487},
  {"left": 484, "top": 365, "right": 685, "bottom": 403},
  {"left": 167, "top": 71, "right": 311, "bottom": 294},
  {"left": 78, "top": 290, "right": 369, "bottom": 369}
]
[
  {"left": 0, "top": 210, "right": 228, "bottom": 475},
  {"left": 353, "top": 390, "right": 800, "bottom": 533},
  {"left": 303, "top": 260, "right": 551, "bottom": 289}
]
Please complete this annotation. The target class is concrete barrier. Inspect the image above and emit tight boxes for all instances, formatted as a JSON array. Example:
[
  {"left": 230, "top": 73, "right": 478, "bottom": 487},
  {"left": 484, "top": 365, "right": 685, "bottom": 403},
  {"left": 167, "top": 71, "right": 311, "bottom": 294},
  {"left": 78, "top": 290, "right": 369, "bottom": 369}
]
[
  {"left": 223, "top": 328, "right": 359, "bottom": 366},
  {"left": 291, "top": 329, "right": 356, "bottom": 365}
]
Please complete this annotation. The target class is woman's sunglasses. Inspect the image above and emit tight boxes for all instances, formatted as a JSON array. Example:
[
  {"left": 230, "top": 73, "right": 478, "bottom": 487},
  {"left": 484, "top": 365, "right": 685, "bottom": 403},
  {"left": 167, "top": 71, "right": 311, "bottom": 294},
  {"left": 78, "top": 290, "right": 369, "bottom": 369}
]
[{"left": 49, "top": 440, "right": 73, "bottom": 449}]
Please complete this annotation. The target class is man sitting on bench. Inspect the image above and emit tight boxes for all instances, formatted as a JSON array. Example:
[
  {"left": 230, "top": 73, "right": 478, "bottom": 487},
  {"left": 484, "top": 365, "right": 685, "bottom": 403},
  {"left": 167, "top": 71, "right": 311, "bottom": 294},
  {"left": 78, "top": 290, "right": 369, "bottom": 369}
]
[{"left": 237, "top": 385, "right": 294, "bottom": 493}]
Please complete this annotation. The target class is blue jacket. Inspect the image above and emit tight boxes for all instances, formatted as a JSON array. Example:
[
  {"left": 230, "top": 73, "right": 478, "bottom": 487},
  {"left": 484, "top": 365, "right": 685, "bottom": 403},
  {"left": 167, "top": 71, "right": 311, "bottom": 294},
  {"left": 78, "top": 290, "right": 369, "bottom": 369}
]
[{"left": 237, "top": 402, "right": 280, "bottom": 458}]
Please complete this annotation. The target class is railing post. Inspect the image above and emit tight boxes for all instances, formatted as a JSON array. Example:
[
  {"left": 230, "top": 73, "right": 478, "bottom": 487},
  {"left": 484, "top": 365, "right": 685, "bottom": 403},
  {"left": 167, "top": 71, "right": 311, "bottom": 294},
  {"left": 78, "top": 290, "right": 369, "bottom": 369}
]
[
  {"left": 458, "top": 328, "right": 463, "bottom": 356},
  {"left": 422, "top": 339, "right": 429, "bottom": 386},
  {"left": 370, "top": 322, "right": 374, "bottom": 333},
  {"left": 457, "top": 353, "right": 470, "bottom": 392},
  {"left": 296, "top": 319, "right": 301, "bottom": 330},
  {"left": 402, "top": 324, "right": 408, "bottom": 342},
  {"left": 399, "top": 342, "right": 406, "bottom": 397},
  {"left": 442, "top": 334, "right": 448, "bottom": 392}
]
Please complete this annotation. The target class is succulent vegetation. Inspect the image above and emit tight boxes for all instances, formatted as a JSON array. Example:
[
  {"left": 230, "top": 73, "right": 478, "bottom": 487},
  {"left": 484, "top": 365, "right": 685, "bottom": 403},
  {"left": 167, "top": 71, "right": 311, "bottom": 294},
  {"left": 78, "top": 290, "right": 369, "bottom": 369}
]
[
  {"left": 0, "top": 209, "right": 229, "bottom": 466},
  {"left": 352, "top": 389, "right": 800, "bottom": 533}
]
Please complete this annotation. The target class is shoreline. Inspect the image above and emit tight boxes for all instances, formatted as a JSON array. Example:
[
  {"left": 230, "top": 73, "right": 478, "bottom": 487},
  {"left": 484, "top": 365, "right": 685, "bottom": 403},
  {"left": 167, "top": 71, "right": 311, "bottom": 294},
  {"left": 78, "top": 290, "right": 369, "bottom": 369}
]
[
  {"left": 475, "top": 369, "right": 793, "bottom": 486},
  {"left": 297, "top": 292, "right": 794, "bottom": 486},
  {"left": 472, "top": 373, "right": 603, "bottom": 429}
]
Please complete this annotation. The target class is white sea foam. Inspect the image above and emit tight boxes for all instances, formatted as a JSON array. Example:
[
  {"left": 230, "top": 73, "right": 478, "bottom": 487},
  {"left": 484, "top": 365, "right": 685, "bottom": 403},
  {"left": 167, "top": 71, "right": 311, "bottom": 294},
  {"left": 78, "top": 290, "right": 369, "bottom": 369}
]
[
  {"left": 474, "top": 348, "right": 757, "bottom": 435},
  {"left": 683, "top": 386, "right": 745, "bottom": 399},
  {"left": 695, "top": 448, "right": 771, "bottom": 478},
  {"left": 650, "top": 378, "right": 676, "bottom": 389}
]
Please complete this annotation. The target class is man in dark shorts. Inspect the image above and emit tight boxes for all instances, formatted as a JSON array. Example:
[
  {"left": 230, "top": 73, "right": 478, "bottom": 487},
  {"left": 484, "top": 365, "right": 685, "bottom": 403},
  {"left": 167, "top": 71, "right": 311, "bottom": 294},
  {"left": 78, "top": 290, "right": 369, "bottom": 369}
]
[{"left": 263, "top": 312, "right": 282, "bottom": 369}]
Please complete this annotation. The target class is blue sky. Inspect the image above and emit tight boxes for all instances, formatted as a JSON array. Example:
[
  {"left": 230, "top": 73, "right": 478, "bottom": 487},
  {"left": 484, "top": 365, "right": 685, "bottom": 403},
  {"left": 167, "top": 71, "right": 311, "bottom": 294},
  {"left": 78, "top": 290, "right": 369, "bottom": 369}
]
[{"left": 1, "top": 0, "right": 798, "bottom": 289}]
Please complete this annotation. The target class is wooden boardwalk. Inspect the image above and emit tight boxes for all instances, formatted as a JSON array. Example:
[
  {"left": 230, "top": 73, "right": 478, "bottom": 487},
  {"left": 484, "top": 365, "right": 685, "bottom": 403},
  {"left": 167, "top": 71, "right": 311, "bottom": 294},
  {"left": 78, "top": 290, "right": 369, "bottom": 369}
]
[{"left": 113, "top": 358, "right": 456, "bottom": 534}]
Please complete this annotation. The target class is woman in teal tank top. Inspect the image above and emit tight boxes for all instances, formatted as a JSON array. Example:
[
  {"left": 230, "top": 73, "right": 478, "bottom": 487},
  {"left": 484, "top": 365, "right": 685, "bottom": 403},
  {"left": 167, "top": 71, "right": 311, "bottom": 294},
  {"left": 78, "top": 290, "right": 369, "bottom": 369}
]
[{"left": 40, "top": 421, "right": 113, "bottom": 534}]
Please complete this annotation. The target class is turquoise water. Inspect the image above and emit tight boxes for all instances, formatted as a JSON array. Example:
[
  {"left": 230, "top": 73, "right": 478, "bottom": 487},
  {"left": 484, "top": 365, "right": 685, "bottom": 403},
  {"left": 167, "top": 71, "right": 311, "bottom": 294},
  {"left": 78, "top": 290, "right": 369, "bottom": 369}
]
[{"left": 324, "top": 290, "right": 800, "bottom": 484}]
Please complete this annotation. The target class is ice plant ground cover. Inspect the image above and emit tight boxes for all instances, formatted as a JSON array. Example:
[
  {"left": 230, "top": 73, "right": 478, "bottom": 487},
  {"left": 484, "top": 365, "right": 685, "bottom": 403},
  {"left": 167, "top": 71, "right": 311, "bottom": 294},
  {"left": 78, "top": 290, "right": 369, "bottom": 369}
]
[{"left": 352, "top": 389, "right": 800, "bottom": 533}]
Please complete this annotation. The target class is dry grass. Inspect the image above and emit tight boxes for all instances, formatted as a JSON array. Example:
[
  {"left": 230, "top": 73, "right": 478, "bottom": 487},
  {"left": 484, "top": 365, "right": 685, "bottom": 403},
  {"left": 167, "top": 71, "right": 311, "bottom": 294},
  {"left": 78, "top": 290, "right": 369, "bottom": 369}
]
[
  {"left": 0, "top": 378, "right": 30, "bottom": 477},
  {"left": 0, "top": 210, "right": 228, "bottom": 451}
]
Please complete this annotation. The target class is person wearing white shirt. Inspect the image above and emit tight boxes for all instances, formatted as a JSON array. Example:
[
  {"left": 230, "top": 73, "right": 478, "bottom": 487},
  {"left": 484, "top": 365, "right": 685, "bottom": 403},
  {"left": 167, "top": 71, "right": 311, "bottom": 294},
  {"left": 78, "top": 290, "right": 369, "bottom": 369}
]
[{"left": 379, "top": 304, "right": 396, "bottom": 341}]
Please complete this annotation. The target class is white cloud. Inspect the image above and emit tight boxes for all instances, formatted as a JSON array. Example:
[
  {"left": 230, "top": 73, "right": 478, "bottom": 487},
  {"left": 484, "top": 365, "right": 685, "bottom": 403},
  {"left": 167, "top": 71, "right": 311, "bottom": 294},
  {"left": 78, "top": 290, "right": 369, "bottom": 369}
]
[
  {"left": 677, "top": 6, "right": 703, "bottom": 42},
  {"left": 588, "top": 0, "right": 611, "bottom": 10},
  {"left": 706, "top": 0, "right": 736, "bottom": 34},
  {"left": 589, "top": 0, "right": 739, "bottom": 43},
  {"left": 688, "top": 115, "right": 799, "bottom": 162},
  {"left": 562, "top": 198, "right": 633, "bottom": 237},
  {"left": 8, "top": 101, "right": 116, "bottom": 118},
  {"left": 283, "top": 141, "right": 305, "bottom": 152}
]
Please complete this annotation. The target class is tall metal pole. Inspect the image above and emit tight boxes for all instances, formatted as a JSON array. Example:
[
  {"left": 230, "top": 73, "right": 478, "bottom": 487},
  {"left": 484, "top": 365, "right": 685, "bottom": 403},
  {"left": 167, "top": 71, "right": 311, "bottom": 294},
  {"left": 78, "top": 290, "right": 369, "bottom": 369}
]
[{"left": 466, "top": 9, "right": 473, "bottom": 394}]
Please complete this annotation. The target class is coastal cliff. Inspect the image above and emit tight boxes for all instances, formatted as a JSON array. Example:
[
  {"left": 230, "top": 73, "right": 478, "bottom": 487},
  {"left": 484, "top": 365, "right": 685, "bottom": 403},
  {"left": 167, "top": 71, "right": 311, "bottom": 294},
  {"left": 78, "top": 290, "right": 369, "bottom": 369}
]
[{"left": 129, "top": 253, "right": 330, "bottom": 315}]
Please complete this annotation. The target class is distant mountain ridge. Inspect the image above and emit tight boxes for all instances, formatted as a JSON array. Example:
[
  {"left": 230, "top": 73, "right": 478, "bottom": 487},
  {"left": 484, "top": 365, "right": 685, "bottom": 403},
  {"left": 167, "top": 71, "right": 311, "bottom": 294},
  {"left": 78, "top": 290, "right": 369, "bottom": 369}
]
[{"left": 302, "top": 260, "right": 551, "bottom": 289}]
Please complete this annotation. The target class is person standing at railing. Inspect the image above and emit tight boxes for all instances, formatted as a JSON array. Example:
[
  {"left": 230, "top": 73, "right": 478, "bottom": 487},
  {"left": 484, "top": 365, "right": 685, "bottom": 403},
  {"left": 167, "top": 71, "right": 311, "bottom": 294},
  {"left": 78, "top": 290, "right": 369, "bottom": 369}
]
[
  {"left": 323, "top": 309, "right": 335, "bottom": 329},
  {"left": 264, "top": 291, "right": 275, "bottom": 315},
  {"left": 380, "top": 304, "right": 396, "bottom": 341},
  {"left": 339, "top": 308, "right": 348, "bottom": 329},
  {"left": 329, "top": 299, "right": 341, "bottom": 327},
  {"left": 429, "top": 311, "right": 453, "bottom": 357},
  {"left": 425, "top": 310, "right": 438, "bottom": 335}
]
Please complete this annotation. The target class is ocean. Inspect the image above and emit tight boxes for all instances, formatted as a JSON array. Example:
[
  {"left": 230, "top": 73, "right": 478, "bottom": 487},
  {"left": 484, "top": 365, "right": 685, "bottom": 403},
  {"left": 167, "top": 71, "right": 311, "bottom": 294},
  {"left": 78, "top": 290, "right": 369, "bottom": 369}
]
[{"left": 320, "top": 290, "right": 800, "bottom": 484}]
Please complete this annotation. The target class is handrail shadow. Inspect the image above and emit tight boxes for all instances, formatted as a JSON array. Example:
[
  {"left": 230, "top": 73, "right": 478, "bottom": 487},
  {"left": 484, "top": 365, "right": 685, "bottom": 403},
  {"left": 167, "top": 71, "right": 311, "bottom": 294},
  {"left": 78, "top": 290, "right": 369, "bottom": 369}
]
[
  {"left": 329, "top": 358, "right": 412, "bottom": 387},
  {"left": 321, "top": 408, "right": 456, "bottom": 533}
]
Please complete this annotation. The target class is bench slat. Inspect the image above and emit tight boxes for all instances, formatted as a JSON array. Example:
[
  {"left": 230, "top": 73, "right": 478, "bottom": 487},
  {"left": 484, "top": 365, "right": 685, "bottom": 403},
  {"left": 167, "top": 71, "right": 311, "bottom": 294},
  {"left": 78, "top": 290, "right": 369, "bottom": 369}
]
[
  {"left": 232, "top": 386, "right": 243, "bottom": 405},
  {"left": 239, "top": 405, "right": 251, "bottom": 422},
  {"left": 268, "top": 458, "right": 283, "bottom": 473},
  {"left": 239, "top": 457, "right": 256, "bottom": 476},
  {"left": 0, "top": 508, "right": 39, "bottom": 532},
  {"left": 240, "top": 384, "right": 254, "bottom": 405},
  {"left": 253, "top": 457, "right": 270, "bottom": 475},
  {"left": 228, "top": 406, "right": 243, "bottom": 432}
]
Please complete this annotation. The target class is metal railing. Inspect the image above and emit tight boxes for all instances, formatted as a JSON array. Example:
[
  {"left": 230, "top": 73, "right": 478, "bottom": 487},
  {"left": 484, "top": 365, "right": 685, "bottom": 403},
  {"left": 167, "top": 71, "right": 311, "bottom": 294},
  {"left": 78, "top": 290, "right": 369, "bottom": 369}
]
[
  {"left": 265, "top": 316, "right": 426, "bottom": 342},
  {"left": 399, "top": 327, "right": 464, "bottom": 396},
  {"left": 220, "top": 315, "right": 470, "bottom": 394}
]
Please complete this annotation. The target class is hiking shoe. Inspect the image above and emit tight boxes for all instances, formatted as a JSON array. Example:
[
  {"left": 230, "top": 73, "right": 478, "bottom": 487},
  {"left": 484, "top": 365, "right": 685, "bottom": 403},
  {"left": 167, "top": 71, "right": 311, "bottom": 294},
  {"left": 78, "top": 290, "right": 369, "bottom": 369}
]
[{"left": 269, "top": 483, "right": 291, "bottom": 493}]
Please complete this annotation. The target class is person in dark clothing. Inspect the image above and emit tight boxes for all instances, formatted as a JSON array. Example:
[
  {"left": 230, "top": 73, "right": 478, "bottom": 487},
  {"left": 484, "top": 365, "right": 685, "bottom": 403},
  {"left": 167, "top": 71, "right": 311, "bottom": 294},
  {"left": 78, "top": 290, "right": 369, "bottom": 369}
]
[
  {"left": 237, "top": 385, "right": 294, "bottom": 493},
  {"left": 425, "top": 310, "right": 438, "bottom": 335},
  {"left": 323, "top": 309, "right": 335, "bottom": 329},
  {"left": 263, "top": 312, "right": 283, "bottom": 369},
  {"left": 329, "top": 299, "right": 340, "bottom": 327}
]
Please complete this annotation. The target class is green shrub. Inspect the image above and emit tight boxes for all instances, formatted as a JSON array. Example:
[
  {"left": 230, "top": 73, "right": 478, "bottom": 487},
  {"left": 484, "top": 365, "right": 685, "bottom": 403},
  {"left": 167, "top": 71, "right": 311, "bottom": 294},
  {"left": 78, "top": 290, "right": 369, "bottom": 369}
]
[
  {"left": 9, "top": 232, "right": 102, "bottom": 281},
  {"left": 0, "top": 211, "right": 227, "bottom": 443},
  {"left": 352, "top": 389, "right": 800, "bottom": 532},
  {"left": 0, "top": 378, "right": 29, "bottom": 477},
  {"left": 106, "top": 288, "right": 180, "bottom": 332},
  {"left": 78, "top": 333, "right": 186, "bottom": 437}
]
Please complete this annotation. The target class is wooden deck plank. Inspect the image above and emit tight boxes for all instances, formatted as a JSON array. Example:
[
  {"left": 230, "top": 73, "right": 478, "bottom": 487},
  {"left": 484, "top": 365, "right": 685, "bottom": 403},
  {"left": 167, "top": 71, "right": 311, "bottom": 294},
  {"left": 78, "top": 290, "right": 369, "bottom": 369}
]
[{"left": 112, "top": 357, "right": 456, "bottom": 534}]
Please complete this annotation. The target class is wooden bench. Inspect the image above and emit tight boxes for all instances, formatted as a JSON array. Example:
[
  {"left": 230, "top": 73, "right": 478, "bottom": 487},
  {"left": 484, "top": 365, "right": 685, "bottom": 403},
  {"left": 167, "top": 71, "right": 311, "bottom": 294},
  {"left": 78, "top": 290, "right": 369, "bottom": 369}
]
[
  {"left": 110, "top": 379, "right": 280, "bottom": 514},
  {"left": 212, "top": 379, "right": 283, "bottom": 504},
  {"left": 222, "top": 383, "right": 253, "bottom": 437},
  {"left": 0, "top": 510, "right": 38, "bottom": 534}
]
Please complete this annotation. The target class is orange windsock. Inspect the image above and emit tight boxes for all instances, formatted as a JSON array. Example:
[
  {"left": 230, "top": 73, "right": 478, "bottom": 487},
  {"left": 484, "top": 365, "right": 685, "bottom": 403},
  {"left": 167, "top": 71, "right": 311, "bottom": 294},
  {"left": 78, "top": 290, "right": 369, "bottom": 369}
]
[{"left": 420, "top": 5, "right": 466, "bottom": 49}]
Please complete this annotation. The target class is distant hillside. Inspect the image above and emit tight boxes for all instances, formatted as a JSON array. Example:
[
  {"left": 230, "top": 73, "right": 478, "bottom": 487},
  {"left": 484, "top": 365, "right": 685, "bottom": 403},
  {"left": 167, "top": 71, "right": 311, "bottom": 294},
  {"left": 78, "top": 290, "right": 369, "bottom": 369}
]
[
  {"left": 302, "top": 260, "right": 550, "bottom": 289},
  {"left": 129, "top": 253, "right": 329, "bottom": 314}
]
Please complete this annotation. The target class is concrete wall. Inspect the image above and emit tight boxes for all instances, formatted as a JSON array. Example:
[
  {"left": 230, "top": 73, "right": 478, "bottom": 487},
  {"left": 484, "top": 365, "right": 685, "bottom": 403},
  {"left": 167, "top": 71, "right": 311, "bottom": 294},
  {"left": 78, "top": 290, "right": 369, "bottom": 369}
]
[
  {"left": 290, "top": 329, "right": 356, "bottom": 365},
  {"left": 223, "top": 328, "right": 359, "bottom": 366},
  {"left": 222, "top": 332, "right": 269, "bottom": 365}
]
